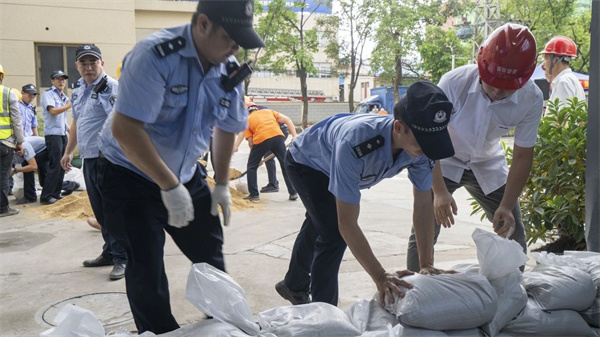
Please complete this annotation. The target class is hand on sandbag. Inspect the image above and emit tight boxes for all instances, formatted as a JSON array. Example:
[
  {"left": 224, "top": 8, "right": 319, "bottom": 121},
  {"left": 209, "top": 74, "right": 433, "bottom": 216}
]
[
  {"left": 161, "top": 183, "right": 194, "bottom": 228},
  {"left": 376, "top": 270, "right": 414, "bottom": 305},
  {"left": 211, "top": 183, "right": 231, "bottom": 226},
  {"left": 493, "top": 206, "right": 515, "bottom": 238},
  {"left": 419, "top": 266, "right": 457, "bottom": 275}
]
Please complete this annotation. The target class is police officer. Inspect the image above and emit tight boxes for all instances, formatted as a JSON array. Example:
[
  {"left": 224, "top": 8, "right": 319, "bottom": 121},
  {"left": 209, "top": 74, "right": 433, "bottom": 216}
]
[
  {"left": 60, "top": 44, "right": 127, "bottom": 280},
  {"left": 0, "top": 64, "right": 25, "bottom": 217},
  {"left": 276, "top": 81, "right": 456, "bottom": 307},
  {"left": 19, "top": 84, "right": 39, "bottom": 137},
  {"left": 407, "top": 24, "right": 544, "bottom": 272},
  {"left": 97, "top": 0, "right": 264, "bottom": 333},
  {"left": 40, "top": 70, "right": 71, "bottom": 205}
]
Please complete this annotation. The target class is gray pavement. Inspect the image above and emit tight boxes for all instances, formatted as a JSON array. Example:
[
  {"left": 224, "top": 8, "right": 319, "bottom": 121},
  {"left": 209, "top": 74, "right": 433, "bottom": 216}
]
[{"left": 0, "top": 137, "right": 530, "bottom": 336}]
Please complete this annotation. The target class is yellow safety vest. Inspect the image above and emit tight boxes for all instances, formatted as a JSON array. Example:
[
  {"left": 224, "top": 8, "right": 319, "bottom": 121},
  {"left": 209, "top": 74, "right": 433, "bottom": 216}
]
[{"left": 0, "top": 85, "right": 13, "bottom": 139}]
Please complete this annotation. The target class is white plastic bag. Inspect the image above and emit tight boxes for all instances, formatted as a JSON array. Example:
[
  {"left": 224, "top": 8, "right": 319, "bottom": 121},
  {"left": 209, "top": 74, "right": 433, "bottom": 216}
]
[
  {"left": 257, "top": 302, "right": 361, "bottom": 337},
  {"left": 501, "top": 298, "right": 594, "bottom": 336},
  {"left": 40, "top": 304, "right": 105, "bottom": 337},
  {"left": 472, "top": 229, "right": 528, "bottom": 281},
  {"left": 157, "top": 319, "right": 252, "bottom": 337},
  {"left": 345, "top": 299, "right": 398, "bottom": 333},
  {"left": 383, "top": 273, "right": 497, "bottom": 330},
  {"left": 523, "top": 264, "right": 596, "bottom": 311},
  {"left": 185, "top": 263, "right": 259, "bottom": 335},
  {"left": 64, "top": 167, "right": 86, "bottom": 190},
  {"left": 482, "top": 271, "right": 528, "bottom": 337}
]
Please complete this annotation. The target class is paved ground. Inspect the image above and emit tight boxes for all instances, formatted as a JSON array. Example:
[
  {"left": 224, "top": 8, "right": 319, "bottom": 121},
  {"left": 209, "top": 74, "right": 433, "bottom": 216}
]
[{"left": 0, "top": 137, "right": 529, "bottom": 336}]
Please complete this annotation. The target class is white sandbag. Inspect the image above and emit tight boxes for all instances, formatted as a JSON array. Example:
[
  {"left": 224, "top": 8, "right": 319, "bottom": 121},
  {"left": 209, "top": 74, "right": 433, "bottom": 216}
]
[
  {"left": 257, "top": 302, "right": 361, "bottom": 337},
  {"left": 481, "top": 271, "right": 528, "bottom": 337},
  {"left": 40, "top": 304, "right": 104, "bottom": 337},
  {"left": 345, "top": 299, "right": 398, "bottom": 333},
  {"left": 523, "top": 264, "right": 596, "bottom": 311},
  {"left": 580, "top": 297, "right": 600, "bottom": 328},
  {"left": 358, "top": 324, "right": 403, "bottom": 337},
  {"left": 383, "top": 273, "right": 497, "bottom": 330},
  {"left": 185, "top": 263, "right": 259, "bottom": 335},
  {"left": 64, "top": 167, "right": 86, "bottom": 190},
  {"left": 450, "top": 263, "right": 479, "bottom": 274},
  {"left": 157, "top": 319, "right": 254, "bottom": 337},
  {"left": 588, "top": 264, "right": 600, "bottom": 297},
  {"left": 501, "top": 298, "right": 594, "bottom": 336},
  {"left": 444, "top": 329, "right": 483, "bottom": 336},
  {"left": 472, "top": 229, "right": 528, "bottom": 281},
  {"left": 400, "top": 326, "right": 448, "bottom": 336}
]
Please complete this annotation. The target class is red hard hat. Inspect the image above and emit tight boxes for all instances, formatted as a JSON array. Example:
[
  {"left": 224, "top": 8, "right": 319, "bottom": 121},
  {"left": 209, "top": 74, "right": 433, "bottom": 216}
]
[
  {"left": 477, "top": 23, "right": 537, "bottom": 90},
  {"left": 246, "top": 101, "right": 259, "bottom": 111},
  {"left": 540, "top": 36, "right": 577, "bottom": 58}
]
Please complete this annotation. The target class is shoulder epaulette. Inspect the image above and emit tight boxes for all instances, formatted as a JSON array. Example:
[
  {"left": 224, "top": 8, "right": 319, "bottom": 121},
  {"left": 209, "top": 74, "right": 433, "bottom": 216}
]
[
  {"left": 154, "top": 36, "right": 186, "bottom": 58},
  {"left": 353, "top": 135, "right": 384, "bottom": 158}
]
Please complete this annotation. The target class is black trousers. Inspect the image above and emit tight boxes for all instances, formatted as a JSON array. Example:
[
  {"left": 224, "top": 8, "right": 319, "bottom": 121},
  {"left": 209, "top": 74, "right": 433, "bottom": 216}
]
[
  {"left": 101, "top": 161, "right": 224, "bottom": 334},
  {"left": 0, "top": 144, "right": 13, "bottom": 212},
  {"left": 246, "top": 135, "right": 296, "bottom": 197},
  {"left": 41, "top": 135, "right": 66, "bottom": 200},
  {"left": 21, "top": 149, "right": 48, "bottom": 201},
  {"left": 283, "top": 151, "right": 346, "bottom": 305},
  {"left": 265, "top": 126, "right": 289, "bottom": 186},
  {"left": 84, "top": 158, "right": 127, "bottom": 264}
]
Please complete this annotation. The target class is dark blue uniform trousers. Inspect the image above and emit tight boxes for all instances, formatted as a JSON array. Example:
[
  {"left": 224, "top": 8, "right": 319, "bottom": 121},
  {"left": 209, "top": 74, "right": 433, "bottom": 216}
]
[
  {"left": 264, "top": 124, "right": 289, "bottom": 187},
  {"left": 246, "top": 135, "right": 296, "bottom": 197},
  {"left": 41, "top": 135, "right": 66, "bottom": 201},
  {"left": 101, "top": 161, "right": 224, "bottom": 334},
  {"left": 283, "top": 151, "right": 346, "bottom": 305},
  {"left": 84, "top": 158, "right": 127, "bottom": 264}
]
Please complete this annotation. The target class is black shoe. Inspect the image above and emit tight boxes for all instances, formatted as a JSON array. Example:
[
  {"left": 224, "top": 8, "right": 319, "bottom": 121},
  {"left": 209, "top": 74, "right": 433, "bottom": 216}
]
[
  {"left": 109, "top": 264, "right": 126, "bottom": 280},
  {"left": 260, "top": 183, "right": 279, "bottom": 193},
  {"left": 40, "top": 197, "right": 58, "bottom": 205},
  {"left": 243, "top": 195, "right": 260, "bottom": 201},
  {"left": 0, "top": 207, "right": 19, "bottom": 217},
  {"left": 289, "top": 194, "right": 299, "bottom": 201},
  {"left": 62, "top": 182, "right": 80, "bottom": 196},
  {"left": 275, "top": 280, "right": 311, "bottom": 305},
  {"left": 83, "top": 255, "right": 114, "bottom": 267},
  {"left": 16, "top": 198, "right": 37, "bottom": 205},
  {"left": 54, "top": 195, "right": 64, "bottom": 200}
]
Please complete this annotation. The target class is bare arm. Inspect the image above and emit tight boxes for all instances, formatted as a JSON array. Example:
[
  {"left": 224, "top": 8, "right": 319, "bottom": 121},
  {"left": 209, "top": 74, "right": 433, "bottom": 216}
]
[
  {"left": 47, "top": 101, "right": 71, "bottom": 116},
  {"left": 337, "top": 199, "right": 413, "bottom": 304},
  {"left": 277, "top": 114, "right": 297, "bottom": 138},
  {"left": 32, "top": 127, "right": 39, "bottom": 136},
  {"left": 494, "top": 145, "right": 534, "bottom": 237},
  {"left": 413, "top": 188, "right": 436, "bottom": 270},
  {"left": 431, "top": 161, "right": 457, "bottom": 227},
  {"left": 12, "top": 157, "right": 38, "bottom": 175},
  {"left": 111, "top": 111, "right": 179, "bottom": 190},
  {"left": 211, "top": 127, "right": 236, "bottom": 184},
  {"left": 233, "top": 132, "right": 245, "bottom": 152}
]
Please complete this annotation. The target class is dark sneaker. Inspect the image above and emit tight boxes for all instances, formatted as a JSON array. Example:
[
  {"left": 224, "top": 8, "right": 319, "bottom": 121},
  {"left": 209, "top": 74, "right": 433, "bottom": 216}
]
[
  {"left": 16, "top": 198, "right": 37, "bottom": 205},
  {"left": 109, "top": 264, "right": 126, "bottom": 280},
  {"left": 61, "top": 182, "right": 81, "bottom": 196},
  {"left": 289, "top": 194, "right": 299, "bottom": 201},
  {"left": 275, "top": 280, "right": 311, "bottom": 305},
  {"left": 260, "top": 183, "right": 279, "bottom": 193},
  {"left": 243, "top": 195, "right": 260, "bottom": 201},
  {"left": 0, "top": 207, "right": 19, "bottom": 217}
]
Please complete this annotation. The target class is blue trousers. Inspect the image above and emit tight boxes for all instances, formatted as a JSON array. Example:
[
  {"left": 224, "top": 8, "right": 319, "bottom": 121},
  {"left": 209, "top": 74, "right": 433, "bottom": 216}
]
[
  {"left": 101, "top": 160, "right": 224, "bottom": 334},
  {"left": 84, "top": 158, "right": 127, "bottom": 264},
  {"left": 283, "top": 151, "right": 346, "bottom": 305}
]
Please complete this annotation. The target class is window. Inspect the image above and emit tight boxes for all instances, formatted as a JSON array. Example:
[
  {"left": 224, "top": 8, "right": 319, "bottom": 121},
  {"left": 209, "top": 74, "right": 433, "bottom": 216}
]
[
  {"left": 303, "top": 62, "right": 332, "bottom": 78},
  {"left": 317, "top": 31, "right": 329, "bottom": 48},
  {"left": 36, "top": 44, "right": 79, "bottom": 89}
]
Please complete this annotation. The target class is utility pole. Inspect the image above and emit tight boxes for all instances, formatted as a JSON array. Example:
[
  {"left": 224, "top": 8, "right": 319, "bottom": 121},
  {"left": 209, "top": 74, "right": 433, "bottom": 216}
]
[{"left": 471, "top": 0, "right": 502, "bottom": 63}]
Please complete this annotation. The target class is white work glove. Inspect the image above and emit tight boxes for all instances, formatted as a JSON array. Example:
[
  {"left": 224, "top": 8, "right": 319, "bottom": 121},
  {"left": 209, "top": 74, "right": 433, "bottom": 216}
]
[
  {"left": 211, "top": 183, "right": 231, "bottom": 226},
  {"left": 160, "top": 183, "right": 194, "bottom": 228}
]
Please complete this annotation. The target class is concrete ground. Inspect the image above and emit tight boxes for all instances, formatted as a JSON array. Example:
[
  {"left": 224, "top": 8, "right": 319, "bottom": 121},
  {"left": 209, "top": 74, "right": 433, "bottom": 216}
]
[{"left": 0, "top": 138, "right": 530, "bottom": 336}]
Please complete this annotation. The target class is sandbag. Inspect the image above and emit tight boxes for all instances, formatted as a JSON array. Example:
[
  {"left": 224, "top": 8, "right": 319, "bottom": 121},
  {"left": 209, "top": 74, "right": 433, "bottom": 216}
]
[
  {"left": 472, "top": 229, "right": 528, "bottom": 281},
  {"left": 383, "top": 273, "right": 497, "bottom": 330},
  {"left": 501, "top": 298, "right": 594, "bottom": 336},
  {"left": 40, "top": 304, "right": 105, "bottom": 337},
  {"left": 450, "top": 263, "right": 480, "bottom": 274},
  {"left": 581, "top": 297, "right": 600, "bottom": 328},
  {"left": 345, "top": 299, "right": 398, "bottom": 333},
  {"left": 482, "top": 271, "right": 528, "bottom": 337},
  {"left": 257, "top": 302, "right": 361, "bottom": 337},
  {"left": 523, "top": 264, "right": 596, "bottom": 311},
  {"left": 185, "top": 263, "right": 259, "bottom": 335},
  {"left": 158, "top": 319, "right": 257, "bottom": 337}
]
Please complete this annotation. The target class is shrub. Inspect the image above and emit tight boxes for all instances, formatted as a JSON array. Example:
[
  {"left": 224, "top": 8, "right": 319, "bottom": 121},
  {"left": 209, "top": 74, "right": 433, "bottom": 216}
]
[{"left": 472, "top": 98, "right": 587, "bottom": 249}]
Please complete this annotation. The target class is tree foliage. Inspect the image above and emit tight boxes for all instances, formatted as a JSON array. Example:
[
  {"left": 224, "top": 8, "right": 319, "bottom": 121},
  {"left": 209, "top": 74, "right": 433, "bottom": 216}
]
[{"left": 417, "top": 25, "right": 471, "bottom": 84}]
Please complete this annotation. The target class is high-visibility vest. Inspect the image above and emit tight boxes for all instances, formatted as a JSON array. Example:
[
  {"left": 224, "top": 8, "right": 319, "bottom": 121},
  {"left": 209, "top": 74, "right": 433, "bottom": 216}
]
[{"left": 0, "top": 85, "right": 13, "bottom": 139}]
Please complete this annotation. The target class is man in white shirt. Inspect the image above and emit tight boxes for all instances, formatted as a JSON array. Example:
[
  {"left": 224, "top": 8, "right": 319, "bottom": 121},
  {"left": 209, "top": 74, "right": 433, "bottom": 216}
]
[
  {"left": 540, "top": 36, "right": 586, "bottom": 107},
  {"left": 406, "top": 24, "right": 544, "bottom": 271}
]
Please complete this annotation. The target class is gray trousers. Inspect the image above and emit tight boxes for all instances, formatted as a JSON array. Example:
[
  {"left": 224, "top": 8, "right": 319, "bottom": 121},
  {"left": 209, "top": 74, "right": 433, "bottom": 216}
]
[{"left": 406, "top": 169, "right": 527, "bottom": 272}]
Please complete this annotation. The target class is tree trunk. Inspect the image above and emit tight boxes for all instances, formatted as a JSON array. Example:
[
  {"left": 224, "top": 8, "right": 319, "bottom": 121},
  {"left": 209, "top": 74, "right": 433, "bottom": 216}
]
[
  {"left": 348, "top": 89, "right": 355, "bottom": 112},
  {"left": 393, "top": 54, "right": 403, "bottom": 103},
  {"left": 300, "top": 67, "right": 309, "bottom": 129}
]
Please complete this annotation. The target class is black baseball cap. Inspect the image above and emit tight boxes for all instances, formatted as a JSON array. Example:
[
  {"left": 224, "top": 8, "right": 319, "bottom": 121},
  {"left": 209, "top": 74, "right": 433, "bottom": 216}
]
[
  {"left": 197, "top": 0, "right": 266, "bottom": 49},
  {"left": 51, "top": 70, "right": 68, "bottom": 79},
  {"left": 21, "top": 84, "right": 38, "bottom": 95},
  {"left": 76, "top": 44, "right": 102, "bottom": 61},
  {"left": 394, "top": 81, "right": 454, "bottom": 160}
]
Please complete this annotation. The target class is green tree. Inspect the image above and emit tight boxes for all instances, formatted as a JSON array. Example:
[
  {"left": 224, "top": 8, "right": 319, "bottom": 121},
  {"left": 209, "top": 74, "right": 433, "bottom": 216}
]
[
  {"left": 417, "top": 26, "right": 471, "bottom": 84},
  {"left": 371, "top": 0, "right": 466, "bottom": 102},
  {"left": 259, "top": 0, "right": 331, "bottom": 129},
  {"left": 318, "top": 0, "right": 376, "bottom": 111}
]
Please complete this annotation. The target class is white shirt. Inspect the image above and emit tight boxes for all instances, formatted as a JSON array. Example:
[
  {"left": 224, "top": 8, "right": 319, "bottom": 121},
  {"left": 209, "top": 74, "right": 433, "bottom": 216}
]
[
  {"left": 549, "top": 68, "right": 586, "bottom": 108},
  {"left": 437, "top": 65, "right": 544, "bottom": 195}
]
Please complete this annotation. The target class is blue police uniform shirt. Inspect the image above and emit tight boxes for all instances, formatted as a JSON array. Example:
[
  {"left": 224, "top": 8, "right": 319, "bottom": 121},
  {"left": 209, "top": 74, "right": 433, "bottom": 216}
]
[
  {"left": 14, "top": 136, "right": 46, "bottom": 165},
  {"left": 289, "top": 113, "right": 434, "bottom": 205},
  {"left": 19, "top": 101, "right": 38, "bottom": 137},
  {"left": 71, "top": 72, "right": 118, "bottom": 159},
  {"left": 99, "top": 24, "right": 248, "bottom": 184},
  {"left": 41, "top": 86, "right": 68, "bottom": 136}
]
